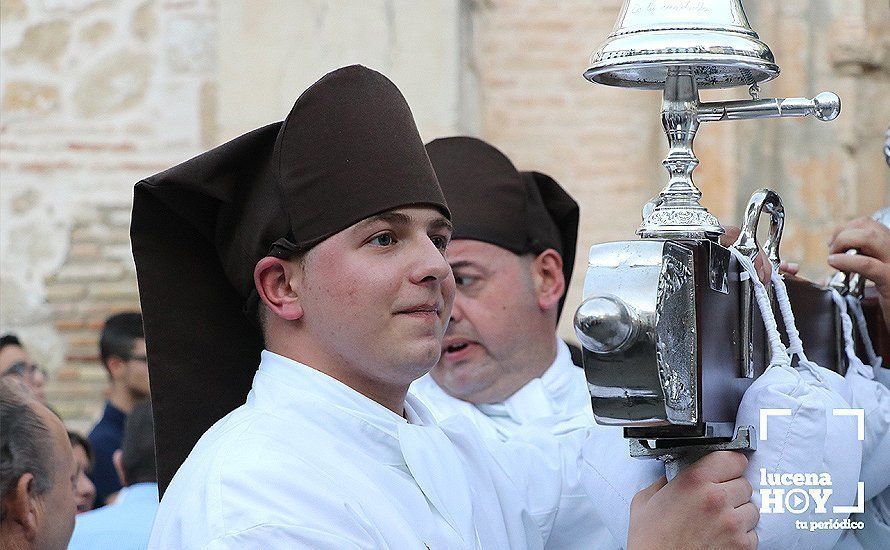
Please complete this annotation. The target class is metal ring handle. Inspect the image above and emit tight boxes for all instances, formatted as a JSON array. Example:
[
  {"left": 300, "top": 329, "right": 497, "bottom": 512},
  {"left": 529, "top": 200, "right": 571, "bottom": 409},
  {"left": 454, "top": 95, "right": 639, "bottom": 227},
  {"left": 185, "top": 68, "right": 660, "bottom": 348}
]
[
  {"left": 732, "top": 189, "right": 785, "bottom": 268},
  {"left": 829, "top": 254, "right": 863, "bottom": 297}
]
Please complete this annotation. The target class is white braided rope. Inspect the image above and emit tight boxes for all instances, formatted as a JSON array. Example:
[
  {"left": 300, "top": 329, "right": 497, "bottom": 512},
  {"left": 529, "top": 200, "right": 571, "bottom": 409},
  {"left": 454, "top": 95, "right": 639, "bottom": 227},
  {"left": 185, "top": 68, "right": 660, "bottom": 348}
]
[
  {"left": 769, "top": 270, "right": 808, "bottom": 361},
  {"left": 829, "top": 287, "right": 864, "bottom": 369},
  {"left": 729, "top": 248, "right": 791, "bottom": 368},
  {"left": 770, "top": 270, "right": 832, "bottom": 385},
  {"left": 845, "top": 293, "right": 883, "bottom": 369}
]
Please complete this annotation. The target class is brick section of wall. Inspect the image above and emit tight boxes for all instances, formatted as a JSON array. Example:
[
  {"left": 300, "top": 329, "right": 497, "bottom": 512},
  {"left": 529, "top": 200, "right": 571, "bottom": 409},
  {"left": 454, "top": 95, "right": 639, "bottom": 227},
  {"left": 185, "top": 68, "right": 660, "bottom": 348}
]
[
  {"left": 43, "top": 205, "right": 140, "bottom": 433},
  {"left": 471, "top": 0, "right": 664, "bottom": 338}
]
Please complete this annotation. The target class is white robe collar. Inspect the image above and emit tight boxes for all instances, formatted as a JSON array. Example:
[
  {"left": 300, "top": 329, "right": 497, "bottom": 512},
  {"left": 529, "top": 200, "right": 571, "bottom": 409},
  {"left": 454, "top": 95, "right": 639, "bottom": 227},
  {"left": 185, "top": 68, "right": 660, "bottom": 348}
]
[
  {"left": 250, "top": 351, "right": 429, "bottom": 467},
  {"left": 476, "top": 338, "right": 577, "bottom": 423},
  {"left": 249, "top": 351, "right": 476, "bottom": 543}
]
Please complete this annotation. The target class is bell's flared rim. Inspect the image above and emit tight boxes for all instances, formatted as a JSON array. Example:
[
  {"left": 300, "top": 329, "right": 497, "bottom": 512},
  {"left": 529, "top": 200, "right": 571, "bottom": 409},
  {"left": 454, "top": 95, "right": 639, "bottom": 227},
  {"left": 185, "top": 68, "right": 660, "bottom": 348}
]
[
  {"left": 585, "top": 27, "right": 779, "bottom": 89},
  {"left": 585, "top": 57, "right": 779, "bottom": 90}
]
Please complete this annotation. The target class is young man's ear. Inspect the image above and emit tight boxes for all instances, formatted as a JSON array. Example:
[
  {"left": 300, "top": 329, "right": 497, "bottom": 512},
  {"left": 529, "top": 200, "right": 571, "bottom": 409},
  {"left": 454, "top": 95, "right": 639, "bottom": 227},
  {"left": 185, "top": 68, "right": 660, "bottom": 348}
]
[
  {"left": 1, "top": 473, "right": 40, "bottom": 541},
  {"left": 105, "top": 355, "right": 126, "bottom": 380},
  {"left": 254, "top": 256, "right": 305, "bottom": 321},
  {"left": 113, "top": 449, "right": 126, "bottom": 488},
  {"left": 531, "top": 249, "right": 565, "bottom": 311}
]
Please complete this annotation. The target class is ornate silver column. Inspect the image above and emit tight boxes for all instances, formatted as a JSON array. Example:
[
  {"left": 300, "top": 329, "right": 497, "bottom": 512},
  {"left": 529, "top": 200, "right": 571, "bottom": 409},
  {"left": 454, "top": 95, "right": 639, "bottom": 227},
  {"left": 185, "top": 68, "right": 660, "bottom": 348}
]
[{"left": 574, "top": 0, "right": 842, "bottom": 475}]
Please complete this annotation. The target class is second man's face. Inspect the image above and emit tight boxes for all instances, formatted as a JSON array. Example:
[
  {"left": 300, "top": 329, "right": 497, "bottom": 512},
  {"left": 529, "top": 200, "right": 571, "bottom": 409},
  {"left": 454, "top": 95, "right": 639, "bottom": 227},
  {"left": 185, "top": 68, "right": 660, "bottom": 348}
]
[
  {"left": 431, "top": 239, "right": 546, "bottom": 403},
  {"left": 293, "top": 206, "right": 455, "bottom": 387}
]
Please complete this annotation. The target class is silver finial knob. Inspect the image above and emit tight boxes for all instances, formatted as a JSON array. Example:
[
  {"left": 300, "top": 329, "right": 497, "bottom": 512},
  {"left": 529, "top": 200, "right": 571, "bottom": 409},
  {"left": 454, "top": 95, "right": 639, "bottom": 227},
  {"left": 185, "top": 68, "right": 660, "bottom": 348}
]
[
  {"left": 812, "top": 92, "right": 841, "bottom": 122},
  {"left": 574, "top": 296, "right": 640, "bottom": 354}
]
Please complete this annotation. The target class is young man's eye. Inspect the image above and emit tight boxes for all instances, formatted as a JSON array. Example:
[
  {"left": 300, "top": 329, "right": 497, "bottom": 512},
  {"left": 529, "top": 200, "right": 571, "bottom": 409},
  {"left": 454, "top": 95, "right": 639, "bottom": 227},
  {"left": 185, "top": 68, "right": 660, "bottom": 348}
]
[
  {"left": 369, "top": 233, "right": 396, "bottom": 247},
  {"left": 430, "top": 234, "right": 449, "bottom": 250}
]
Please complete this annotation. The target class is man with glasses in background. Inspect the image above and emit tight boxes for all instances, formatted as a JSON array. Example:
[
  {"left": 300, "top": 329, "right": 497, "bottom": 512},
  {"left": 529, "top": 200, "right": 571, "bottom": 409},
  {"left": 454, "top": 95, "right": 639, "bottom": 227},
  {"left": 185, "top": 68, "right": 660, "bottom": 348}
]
[
  {"left": 87, "top": 312, "right": 149, "bottom": 507},
  {"left": 0, "top": 333, "right": 47, "bottom": 403}
]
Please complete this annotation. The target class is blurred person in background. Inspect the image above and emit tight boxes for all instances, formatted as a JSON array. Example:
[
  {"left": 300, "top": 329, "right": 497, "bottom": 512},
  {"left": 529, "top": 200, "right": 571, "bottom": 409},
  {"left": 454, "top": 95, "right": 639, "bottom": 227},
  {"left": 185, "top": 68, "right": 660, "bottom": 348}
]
[
  {"left": 0, "top": 333, "right": 47, "bottom": 403},
  {"left": 68, "top": 400, "right": 159, "bottom": 550},
  {"left": 68, "top": 432, "right": 97, "bottom": 514},
  {"left": 0, "top": 378, "right": 77, "bottom": 550},
  {"left": 88, "top": 312, "right": 148, "bottom": 507},
  {"left": 828, "top": 214, "right": 890, "bottom": 331}
]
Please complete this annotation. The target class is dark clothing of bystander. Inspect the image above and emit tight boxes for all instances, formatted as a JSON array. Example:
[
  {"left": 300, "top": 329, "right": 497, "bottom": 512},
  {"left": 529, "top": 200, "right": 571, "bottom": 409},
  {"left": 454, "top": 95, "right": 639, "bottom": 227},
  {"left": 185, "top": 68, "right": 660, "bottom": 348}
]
[{"left": 87, "top": 401, "right": 126, "bottom": 506}]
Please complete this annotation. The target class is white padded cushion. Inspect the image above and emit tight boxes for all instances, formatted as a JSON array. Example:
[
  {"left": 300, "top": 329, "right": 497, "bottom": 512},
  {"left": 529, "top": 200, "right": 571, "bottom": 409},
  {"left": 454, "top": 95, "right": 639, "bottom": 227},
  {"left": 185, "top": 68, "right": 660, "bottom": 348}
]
[
  {"left": 873, "top": 365, "right": 890, "bottom": 389},
  {"left": 737, "top": 363, "right": 862, "bottom": 550},
  {"left": 844, "top": 357, "right": 890, "bottom": 500}
]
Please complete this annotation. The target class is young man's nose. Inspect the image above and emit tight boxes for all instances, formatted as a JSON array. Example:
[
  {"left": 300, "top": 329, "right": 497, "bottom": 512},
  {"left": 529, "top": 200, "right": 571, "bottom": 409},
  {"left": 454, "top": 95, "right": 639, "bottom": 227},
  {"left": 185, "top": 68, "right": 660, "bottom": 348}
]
[{"left": 409, "top": 238, "right": 451, "bottom": 285}]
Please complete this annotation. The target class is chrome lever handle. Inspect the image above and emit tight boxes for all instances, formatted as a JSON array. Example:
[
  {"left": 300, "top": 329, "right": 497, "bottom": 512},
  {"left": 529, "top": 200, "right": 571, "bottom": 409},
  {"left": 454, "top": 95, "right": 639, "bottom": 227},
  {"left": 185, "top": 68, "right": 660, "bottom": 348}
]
[{"left": 697, "top": 92, "right": 840, "bottom": 123}]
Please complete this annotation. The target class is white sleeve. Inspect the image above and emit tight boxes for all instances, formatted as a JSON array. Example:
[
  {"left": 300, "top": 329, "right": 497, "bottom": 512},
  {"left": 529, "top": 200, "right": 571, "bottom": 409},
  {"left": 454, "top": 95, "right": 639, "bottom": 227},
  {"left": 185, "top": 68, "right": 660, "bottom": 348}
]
[{"left": 579, "top": 424, "right": 664, "bottom": 548}]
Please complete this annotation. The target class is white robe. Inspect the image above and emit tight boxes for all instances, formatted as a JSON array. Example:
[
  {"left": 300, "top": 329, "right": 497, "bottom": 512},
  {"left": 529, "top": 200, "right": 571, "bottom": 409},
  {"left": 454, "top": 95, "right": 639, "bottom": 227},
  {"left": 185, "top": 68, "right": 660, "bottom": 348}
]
[
  {"left": 148, "top": 351, "right": 589, "bottom": 549},
  {"left": 410, "top": 339, "right": 621, "bottom": 549}
]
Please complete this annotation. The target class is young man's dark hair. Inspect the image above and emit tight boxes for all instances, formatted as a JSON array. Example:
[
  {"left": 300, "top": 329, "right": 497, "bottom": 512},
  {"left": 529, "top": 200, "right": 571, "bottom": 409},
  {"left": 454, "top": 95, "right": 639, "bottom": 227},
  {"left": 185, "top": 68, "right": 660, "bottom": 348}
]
[
  {"left": 0, "top": 333, "right": 23, "bottom": 352},
  {"left": 120, "top": 401, "right": 157, "bottom": 485},
  {"left": 99, "top": 312, "right": 145, "bottom": 367},
  {"left": 67, "top": 432, "right": 92, "bottom": 465}
]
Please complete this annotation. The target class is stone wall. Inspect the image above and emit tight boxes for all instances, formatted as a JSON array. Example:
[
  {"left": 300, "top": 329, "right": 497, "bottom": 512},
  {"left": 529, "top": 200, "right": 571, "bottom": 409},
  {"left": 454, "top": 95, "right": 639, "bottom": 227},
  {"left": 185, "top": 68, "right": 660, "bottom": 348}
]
[
  {"left": 1, "top": 0, "right": 216, "bottom": 431},
  {"left": 1, "top": 0, "right": 888, "bottom": 428}
]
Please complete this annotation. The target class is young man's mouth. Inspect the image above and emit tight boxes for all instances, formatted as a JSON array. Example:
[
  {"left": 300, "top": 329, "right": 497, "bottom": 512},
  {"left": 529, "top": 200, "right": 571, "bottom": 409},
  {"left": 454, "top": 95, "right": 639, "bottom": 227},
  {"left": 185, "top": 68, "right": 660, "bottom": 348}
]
[{"left": 397, "top": 303, "right": 441, "bottom": 319}]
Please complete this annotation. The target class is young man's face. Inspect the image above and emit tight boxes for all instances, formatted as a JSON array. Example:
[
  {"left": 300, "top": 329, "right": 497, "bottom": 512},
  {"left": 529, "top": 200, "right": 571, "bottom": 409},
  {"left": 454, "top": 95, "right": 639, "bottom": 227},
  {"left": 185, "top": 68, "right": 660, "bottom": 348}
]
[
  {"left": 431, "top": 239, "right": 547, "bottom": 403},
  {"left": 295, "top": 206, "right": 455, "bottom": 388},
  {"left": 120, "top": 339, "right": 150, "bottom": 400}
]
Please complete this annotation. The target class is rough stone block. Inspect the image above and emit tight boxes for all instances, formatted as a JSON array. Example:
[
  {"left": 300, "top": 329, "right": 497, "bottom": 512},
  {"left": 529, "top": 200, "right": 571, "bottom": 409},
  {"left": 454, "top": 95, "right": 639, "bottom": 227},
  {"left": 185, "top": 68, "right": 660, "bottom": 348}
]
[
  {"left": 4, "top": 20, "right": 71, "bottom": 67},
  {"left": 73, "top": 50, "right": 153, "bottom": 117},
  {"left": 87, "top": 280, "right": 139, "bottom": 300},
  {"left": 165, "top": 15, "right": 215, "bottom": 74},
  {"left": 131, "top": 1, "right": 156, "bottom": 42},
  {"left": 2, "top": 81, "right": 60, "bottom": 115},
  {"left": 79, "top": 19, "right": 114, "bottom": 47},
  {"left": 0, "top": 0, "right": 27, "bottom": 22}
]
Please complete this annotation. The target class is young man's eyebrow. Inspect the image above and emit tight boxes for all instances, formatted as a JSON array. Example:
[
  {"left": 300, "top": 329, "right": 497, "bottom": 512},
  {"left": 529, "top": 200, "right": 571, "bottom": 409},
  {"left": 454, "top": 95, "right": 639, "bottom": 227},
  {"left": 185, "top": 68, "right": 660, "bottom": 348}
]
[
  {"left": 429, "top": 217, "right": 453, "bottom": 233},
  {"left": 355, "top": 211, "right": 412, "bottom": 229},
  {"left": 355, "top": 211, "right": 453, "bottom": 232}
]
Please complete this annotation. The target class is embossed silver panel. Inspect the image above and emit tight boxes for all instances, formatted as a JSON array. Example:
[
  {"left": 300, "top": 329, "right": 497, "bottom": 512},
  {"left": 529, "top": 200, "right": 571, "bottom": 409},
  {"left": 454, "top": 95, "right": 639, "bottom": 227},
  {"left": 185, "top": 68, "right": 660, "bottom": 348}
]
[
  {"left": 655, "top": 242, "right": 697, "bottom": 424},
  {"left": 578, "top": 240, "right": 698, "bottom": 427}
]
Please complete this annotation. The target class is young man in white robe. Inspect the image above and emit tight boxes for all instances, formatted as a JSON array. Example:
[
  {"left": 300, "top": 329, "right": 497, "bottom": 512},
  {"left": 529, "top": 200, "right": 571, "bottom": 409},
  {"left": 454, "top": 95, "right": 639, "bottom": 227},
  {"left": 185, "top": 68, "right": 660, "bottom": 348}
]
[{"left": 132, "top": 65, "right": 759, "bottom": 549}]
